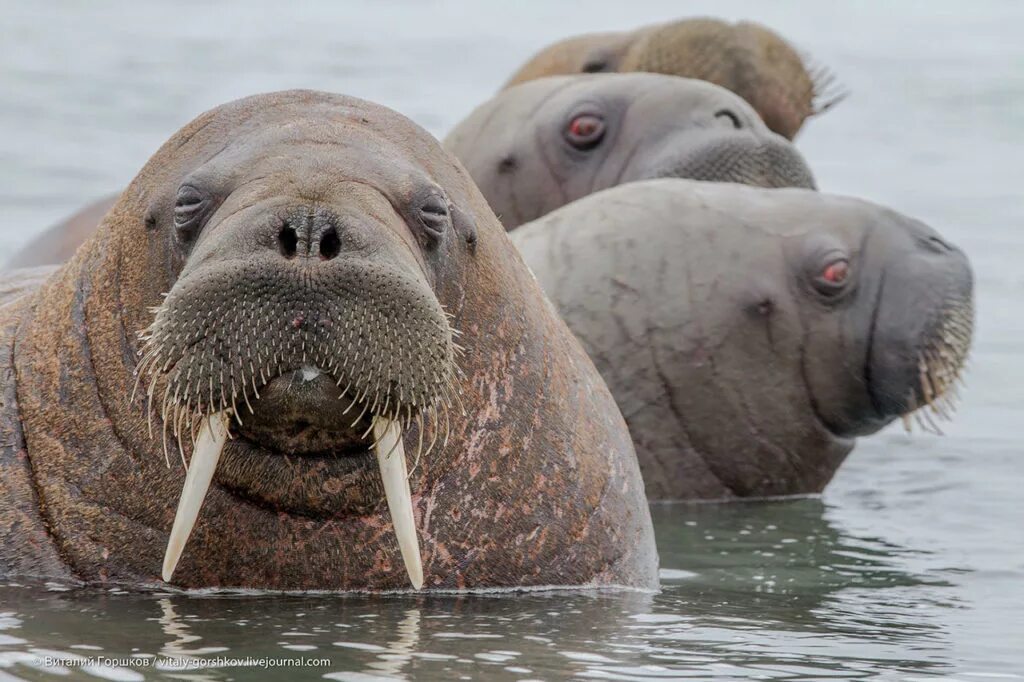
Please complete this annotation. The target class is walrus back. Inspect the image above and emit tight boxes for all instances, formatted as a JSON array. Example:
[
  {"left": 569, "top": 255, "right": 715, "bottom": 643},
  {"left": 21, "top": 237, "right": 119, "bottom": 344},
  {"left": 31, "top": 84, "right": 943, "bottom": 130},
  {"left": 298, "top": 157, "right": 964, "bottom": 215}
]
[{"left": 0, "top": 266, "right": 59, "bottom": 309}]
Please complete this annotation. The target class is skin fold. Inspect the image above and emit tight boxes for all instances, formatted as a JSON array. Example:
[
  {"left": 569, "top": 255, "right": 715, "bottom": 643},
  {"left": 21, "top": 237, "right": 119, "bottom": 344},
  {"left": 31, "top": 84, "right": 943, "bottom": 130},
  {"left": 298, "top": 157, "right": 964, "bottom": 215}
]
[
  {"left": 512, "top": 179, "right": 974, "bottom": 501},
  {"left": 0, "top": 90, "right": 658, "bottom": 590},
  {"left": 445, "top": 73, "right": 815, "bottom": 230},
  {"left": 504, "top": 17, "right": 846, "bottom": 140}
]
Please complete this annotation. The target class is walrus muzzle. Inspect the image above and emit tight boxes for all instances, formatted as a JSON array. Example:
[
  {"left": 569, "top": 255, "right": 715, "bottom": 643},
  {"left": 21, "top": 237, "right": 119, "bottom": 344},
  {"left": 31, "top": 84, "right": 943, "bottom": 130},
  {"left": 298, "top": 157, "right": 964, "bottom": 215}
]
[
  {"left": 644, "top": 130, "right": 816, "bottom": 189},
  {"left": 136, "top": 204, "right": 458, "bottom": 589},
  {"left": 866, "top": 233, "right": 974, "bottom": 433}
]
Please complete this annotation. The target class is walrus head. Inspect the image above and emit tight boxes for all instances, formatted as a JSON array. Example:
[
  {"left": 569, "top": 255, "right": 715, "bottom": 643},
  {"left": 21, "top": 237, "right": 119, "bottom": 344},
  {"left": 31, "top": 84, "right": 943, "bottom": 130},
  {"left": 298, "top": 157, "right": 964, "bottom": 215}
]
[
  {"left": 129, "top": 96, "right": 484, "bottom": 587},
  {"left": 445, "top": 73, "right": 815, "bottom": 230},
  {"left": 135, "top": 159, "right": 472, "bottom": 587},
  {"left": 12, "top": 90, "right": 656, "bottom": 590},
  {"left": 791, "top": 198, "right": 974, "bottom": 438},
  {"left": 503, "top": 18, "right": 846, "bottom": 139},
  {"left": 512, "top": 180, "right": 974, "bottom": 499}
]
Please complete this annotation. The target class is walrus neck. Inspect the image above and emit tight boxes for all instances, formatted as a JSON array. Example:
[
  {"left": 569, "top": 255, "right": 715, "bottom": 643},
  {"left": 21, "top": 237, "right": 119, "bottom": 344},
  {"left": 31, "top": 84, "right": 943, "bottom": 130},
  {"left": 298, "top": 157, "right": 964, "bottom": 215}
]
[{"left": 11, "top": 215, "right": 166, "bottom": 583}]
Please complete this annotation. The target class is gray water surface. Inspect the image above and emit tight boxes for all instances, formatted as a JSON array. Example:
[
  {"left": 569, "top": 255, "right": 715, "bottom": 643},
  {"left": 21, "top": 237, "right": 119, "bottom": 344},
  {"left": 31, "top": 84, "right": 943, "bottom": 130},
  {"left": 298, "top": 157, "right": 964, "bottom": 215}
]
[{"left": 1, "top": 1, "right": 1022, "bottom": 679}]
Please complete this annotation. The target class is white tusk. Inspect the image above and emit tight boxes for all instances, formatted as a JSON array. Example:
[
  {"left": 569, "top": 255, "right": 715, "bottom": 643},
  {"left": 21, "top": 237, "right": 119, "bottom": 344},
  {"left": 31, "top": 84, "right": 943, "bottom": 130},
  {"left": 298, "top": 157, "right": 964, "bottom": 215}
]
[
  {"left": 161, "top": 410, "right": 231, "bottom": 582},
  {"left": 372, "top": 416, "right": 424, "bottom": 590}
]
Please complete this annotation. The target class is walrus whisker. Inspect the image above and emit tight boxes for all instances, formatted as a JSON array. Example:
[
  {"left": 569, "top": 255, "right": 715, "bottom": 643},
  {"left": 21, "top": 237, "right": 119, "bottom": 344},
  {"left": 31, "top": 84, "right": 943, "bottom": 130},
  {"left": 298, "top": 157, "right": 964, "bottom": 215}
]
[
  {"left": 175, "top": 408, "right": 189, "bottom": 468},
  {"left": 441, "top": 401, "right": 452, "bottom": 449},
  {"left": 352, "top": 398, "right": 373, "bottom": 429},
  {"left": 407, "top": 412, "right": 425, "bottom": 481},
  {"left": 129, "top": 364, "right": 148, "bottom": 406},
  {"left": 363, "top": 416, "right": 381, "bottom": 443},
  {"left": 800, "top": 54, "right": 850, "bottom": 116},
  {"left": 160, "top": 411, "right": 171, "bottom": 468},
  {"left": 422, "top": 407, "right": 441, "bottom": 460},
  {"left": 369, "top": 388, "right": 381, "bottom": 416},
  {"left": 913, "top": 410, "right": 928, "bottom": 433},
  {"left": 920, "top": 407, "right": 943, "bottom": 436},
  {"left": 931, "top": 400, "right": 952, "bottom": 422},
  {"left": 229, "top": 381, "right": 239, "bottom": 421}
]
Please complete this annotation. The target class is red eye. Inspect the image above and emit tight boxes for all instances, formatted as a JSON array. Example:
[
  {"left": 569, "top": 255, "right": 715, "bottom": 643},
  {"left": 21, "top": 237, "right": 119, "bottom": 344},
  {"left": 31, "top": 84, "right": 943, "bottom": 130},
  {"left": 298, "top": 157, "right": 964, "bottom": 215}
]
[
  {"left": 821, "top": 259, "right": 849, "bottom": 284},
  {"left": 565, "top": 114, "right": 606, "bottom": 149}
]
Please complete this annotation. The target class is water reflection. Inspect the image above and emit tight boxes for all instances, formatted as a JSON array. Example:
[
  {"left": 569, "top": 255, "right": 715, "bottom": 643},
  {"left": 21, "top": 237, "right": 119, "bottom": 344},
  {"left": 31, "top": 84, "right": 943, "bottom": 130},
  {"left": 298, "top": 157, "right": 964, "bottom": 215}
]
[
  {"left": 641, "top": 499, "right": 957, "bottom": 678},
  {"left": 0, "top": 498, "right": 969, "bottom": 680}
]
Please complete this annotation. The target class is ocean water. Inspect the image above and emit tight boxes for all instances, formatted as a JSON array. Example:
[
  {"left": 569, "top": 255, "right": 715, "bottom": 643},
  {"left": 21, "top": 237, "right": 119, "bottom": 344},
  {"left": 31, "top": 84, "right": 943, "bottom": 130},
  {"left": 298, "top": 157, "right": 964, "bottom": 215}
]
[{"left": 0, "top": 1, "right": 1021, "bottom": 679}]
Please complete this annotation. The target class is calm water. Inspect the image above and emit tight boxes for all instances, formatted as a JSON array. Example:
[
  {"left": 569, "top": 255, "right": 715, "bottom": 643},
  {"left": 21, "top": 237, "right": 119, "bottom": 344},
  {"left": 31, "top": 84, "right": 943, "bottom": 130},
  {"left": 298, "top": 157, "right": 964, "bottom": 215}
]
[{"left": 1, "top": 1, "right": 1021, "bottom": 679}]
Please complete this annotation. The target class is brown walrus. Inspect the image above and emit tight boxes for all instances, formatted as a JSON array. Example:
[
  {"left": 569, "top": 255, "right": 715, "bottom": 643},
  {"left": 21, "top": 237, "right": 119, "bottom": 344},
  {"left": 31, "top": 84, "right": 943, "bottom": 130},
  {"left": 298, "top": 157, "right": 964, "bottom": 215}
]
[
  {"left": 0, "top": 90, "right": 657, "bottom": 590},
  {"left": 504, "top": 17, "right": 847, "bottom": 139},
  {"left": 444, "top": 73, "right": 815, "bottom": 230},
  {"left": 6, "top": 196, "right": 115, "bottom": 270},
  {"left": 513, "top": 180, "right": 974, "bottom": 500}
]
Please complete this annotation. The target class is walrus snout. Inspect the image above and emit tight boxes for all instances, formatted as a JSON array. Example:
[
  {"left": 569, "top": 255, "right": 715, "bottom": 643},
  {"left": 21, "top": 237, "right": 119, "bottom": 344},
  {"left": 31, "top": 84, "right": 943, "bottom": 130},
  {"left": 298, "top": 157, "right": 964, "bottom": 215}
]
[
  {"left": 642, "top": 130, "right": 816, "bottom": 189},
  {"left": 865, "top": 225, "right": 974, "bottom": 431},
  {"left": 140, "top": 229, "right": 457, "bottom": 458}
]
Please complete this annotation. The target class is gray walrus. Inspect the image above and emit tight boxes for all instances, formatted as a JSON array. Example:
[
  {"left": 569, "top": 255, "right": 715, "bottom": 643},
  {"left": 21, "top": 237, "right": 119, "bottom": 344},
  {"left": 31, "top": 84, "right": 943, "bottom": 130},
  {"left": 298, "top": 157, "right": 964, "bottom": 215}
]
[
  {"left": 503, "top": 17, "right": 846, "bottom": 139},
  {"left": 512, "top": 180, "right": 974, "bottom": 500},
  {"left": 0, "top": 90, "right": 658, "bottom": 590},
  {"left": 444, "top": 73, "right": 815, "bottom": 230}
]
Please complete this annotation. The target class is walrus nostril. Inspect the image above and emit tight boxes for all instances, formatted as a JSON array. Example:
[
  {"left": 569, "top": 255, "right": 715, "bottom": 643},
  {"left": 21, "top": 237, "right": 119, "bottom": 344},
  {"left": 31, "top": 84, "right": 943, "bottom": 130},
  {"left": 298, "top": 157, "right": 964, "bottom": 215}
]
[
  {"left": 925, "top": 235, "right": 953, "bottom": 253},
  {"left": 278, "top": 223, "right": 298, "bottom": 259},
  {"left": 714, "top": 109, "right": 743, "bottom": 129},
  {"left": 320, "top": 227, "right": 341, "bottom": 260}
]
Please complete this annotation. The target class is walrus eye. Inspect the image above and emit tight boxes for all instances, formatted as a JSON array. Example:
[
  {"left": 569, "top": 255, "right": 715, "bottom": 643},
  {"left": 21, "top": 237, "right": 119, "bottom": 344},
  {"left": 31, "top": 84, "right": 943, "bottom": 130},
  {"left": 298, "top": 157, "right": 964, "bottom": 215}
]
[
  {"left": 814, "top": 258, "right": 850, "bottom": 294},
  {"left": 714, "top": 109, "right": 743, "bottom": 129},
  {"left": 565, "top": 114, "right": 606, "bottom": 150},
  {"left": 173, "top": 185, "right": 210, "bottom": 241},
  {"left": 415, "top": 194, "right": 451, "bottom": 246}
]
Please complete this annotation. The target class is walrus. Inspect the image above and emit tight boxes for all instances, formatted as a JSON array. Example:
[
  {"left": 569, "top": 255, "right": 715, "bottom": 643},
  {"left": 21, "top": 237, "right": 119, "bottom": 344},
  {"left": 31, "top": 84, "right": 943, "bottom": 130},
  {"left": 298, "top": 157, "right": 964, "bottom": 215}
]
[
  {"left": 0, "top": 90, "right": 658, "bottom": 590},
  {"left": 512, "top": 180, "right": 974, "bottom": 500},
  {"left": 6, "top": 195, "right": 115, "bottom": 270},
  {"left": 444, "top": 73, "right": 815, "bottom": 230},
  {"left": 504, "top": 17, "right": 847, "bottom": 139},
  {"left": 5, "top": 73, "right": 816, "bottom": 265}
]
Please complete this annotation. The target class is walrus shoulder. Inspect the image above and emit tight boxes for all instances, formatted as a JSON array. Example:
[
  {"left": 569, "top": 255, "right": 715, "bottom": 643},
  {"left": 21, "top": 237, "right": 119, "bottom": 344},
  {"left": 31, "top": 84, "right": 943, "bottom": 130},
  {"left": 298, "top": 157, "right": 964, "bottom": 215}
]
[{"left": 0, "top": 267, "right": 73, "bottom": 581}]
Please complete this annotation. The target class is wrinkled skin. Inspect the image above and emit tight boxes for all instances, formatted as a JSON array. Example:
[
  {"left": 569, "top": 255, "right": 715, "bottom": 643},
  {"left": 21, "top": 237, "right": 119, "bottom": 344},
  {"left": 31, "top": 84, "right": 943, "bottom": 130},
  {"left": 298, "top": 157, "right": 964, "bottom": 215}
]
[
  {"left": 0, "top": 90, "right": 657, "bottom": 590},
  {"left": 445, "top": 73, "right": 815, "bottom": 230},
  {"left": 513, "top": 180, "right": 974, "bottom": 501},
  {"left": 504, "top": 17, "right": 846, "bottom": 140}
]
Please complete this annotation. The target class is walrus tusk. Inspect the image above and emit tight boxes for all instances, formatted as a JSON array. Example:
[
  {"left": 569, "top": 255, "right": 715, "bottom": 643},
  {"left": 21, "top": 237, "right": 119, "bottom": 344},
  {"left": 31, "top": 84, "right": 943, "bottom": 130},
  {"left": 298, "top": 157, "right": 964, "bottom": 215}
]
[
  {"left": 373, "top": 416, "right": 424, "bottom": 590},
  {"left": 162, "top": 410, "right": 230, "bottom": 582}
]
